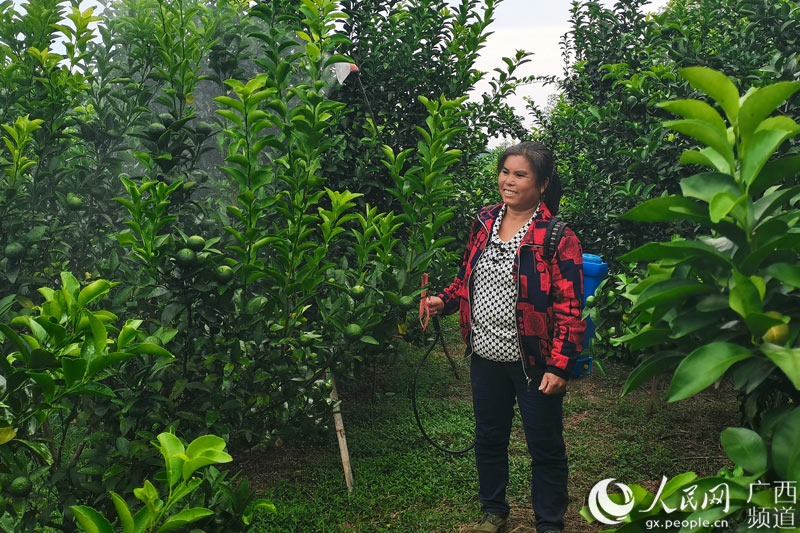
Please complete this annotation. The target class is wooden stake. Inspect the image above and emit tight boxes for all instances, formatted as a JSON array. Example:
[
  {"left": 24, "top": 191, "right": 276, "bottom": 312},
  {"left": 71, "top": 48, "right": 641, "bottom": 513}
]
[{"left": 329, "top": 373, "right": 354, "bottom": 492}]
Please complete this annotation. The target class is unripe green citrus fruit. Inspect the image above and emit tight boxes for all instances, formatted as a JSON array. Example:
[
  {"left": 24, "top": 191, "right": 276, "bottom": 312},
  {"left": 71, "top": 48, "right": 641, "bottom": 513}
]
[
  {"left": 344, "top": 323, "right": 363, "bottom": 340},
  {"left": 66, "top": 193, "right": 83, "bottom": 209},
  {"left": 147, "top": 123, "right": 166, "bottom": 138},
  {"left": 196, "top": 122, "right": 213, "bottom": 136},
  {"left": 158, "top": 112, "right": 174, "bottom": 127},
  {"left": 399, "top": 296, "right": 415, "bottom": 310},
  {"left": 350, "top": 285, "right": 366, "bottom": 300},
  {"left": 175, "top": 248, "right": 197, "bottom": 267},
  {"left": 8, "top": 476, "right": 32, "bottom": 497},
  {"left": 4, "top": 242, "right": 24, "bottom": 261},
  {"left": 763, "top": 312, "right": 790, "bottom": 345},
  {"left": 215, "top": 265, "right": 233, "bottom": 283},
  {"left": 186, "top": 235, "right": 205, "bottom": 251}
]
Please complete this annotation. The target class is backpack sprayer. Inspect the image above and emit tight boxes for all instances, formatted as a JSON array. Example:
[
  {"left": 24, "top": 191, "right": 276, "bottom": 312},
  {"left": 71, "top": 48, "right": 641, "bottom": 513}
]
[{"left": 412, "top": 250, "right": 608, "bottom": 455}]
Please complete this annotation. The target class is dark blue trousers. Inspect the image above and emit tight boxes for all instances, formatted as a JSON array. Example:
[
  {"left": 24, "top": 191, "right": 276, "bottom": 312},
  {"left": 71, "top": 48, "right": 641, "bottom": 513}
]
[{"left": 470, "top": 353, "right": 568, "bottom": 531}]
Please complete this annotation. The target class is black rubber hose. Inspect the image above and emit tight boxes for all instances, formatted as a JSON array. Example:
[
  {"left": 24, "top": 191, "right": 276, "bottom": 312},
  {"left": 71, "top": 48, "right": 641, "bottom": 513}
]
[{"left": 411, "top": 316, "right": 474, "bottom": 456}]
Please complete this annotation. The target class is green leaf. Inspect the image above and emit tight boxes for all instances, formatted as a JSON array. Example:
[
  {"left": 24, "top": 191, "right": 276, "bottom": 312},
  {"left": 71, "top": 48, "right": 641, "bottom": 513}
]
[
  {"left": 761, "top": 345, "right": 800, "bottom": 390},
  {"left": 29, "top": 348, "right": 57, "bottom": 369},
  {"left": 750, "top": 155, "right": 800, "bottom": 195},
  {"left": 88, "top": 351, "right": 139, "bottom": 376},
  {"left": 622, "top": 351, "right": 684, "bottom": 396},
  {"left": 77, "top": 280, "right": 111, "bottom": 309},
  {"left": 742, "top": 231, "right": 800, "bottom": 272},
  {"left": 668, "top": 342, "right": 752, "bottom": 402},
  {"left": 631, "top": 279, "right": 713, "bottom": 313},
  {"left": 753, "top": 185, "right": 800, "bottom": 223},
  {"left": 619, "top": 240, "right": 733, "bottom": 269},
  {"left": 17, "top": 438, "right": 54, "bottom": 464},
  {"left": 669, "top": 310, "right": 720, "bottom": 339},
  {"left": 0, "top": 323, "right": 31, "bottom": 359},
  {"left": 29, "top": 372, "right": 56, "bottom": 400},
  {"left": 157, "top": 432, "right": 185, "bottom": 488},
  {"left": 214, "top": 95, "right": 244, "bottom": 113},
  {"left": 738, "top": 81, "right": 800, "bottom": 147},
  {"left": 658, "top": 99, "right": 727, "bottom": 135},
  {"left": 680, "top": 173, "right": 740, "bottom": 204},
  {"left": 133, "top": 506, "right": 149, "bottom": 533},
  {"left": 71, "top": 382, "right": 115, "bottom": 397},
  {"left": 110, "top": 492, "right": 135, "bottom": 533},
  {"left": 663, "top": 119, "right": 733, "bottom": 171},
  {"left": 741, "top": 123, "right": 800, "bottom": 186},
  {"left": 128, "top": 343, "right": 173, "bottom": 358},
  {"left": 134, "top": 479, "right": 160, "bottom": 511},
  {"left": 186, "top": 434, "right": 227, "bottom": 457},
  {"left": 247, "top": 499, "right": 277, "bottom": 519},
  {"left": 709, "top": 192, "right": 740, "bottom": 223},
  {"left": 323, "top": 54, "right": 353, "bottom": 67},
  {"left": 731, "top": 356, "right": 775, "bottom": 394},
  {"left": 679, "top": 67, "right": 740, "bottom": 124},
  {"left": 155, "top": 508, "right": 214, "bottom": 532},
  {"left": 117, "top": 320, "right": 143, "bottom": 350},
  {"left": 771, "top": 407, "right": 800, "bottom": 482},
  {"left": 182, "top": 450, "right": 233, "bottom": 481},
  {"left": 720, "top": 427, "right": 767, "bottom": 473},
  {"left": 618, "top": 196, "right": 706, "bottom": 223},
  {"left": 61, "top": 271, "right": 81, "bottom": 303},
  {"left": 612, "top": 326, "right": 670, "bottom": 351},
  {"left": 62, "top": 357, "right": 87, "bottom": 387},
  {"left": 765, "top": 263, "right": 800, "bottom": 288},
  {"left": 728, "top": 271, "right": 763, "bottom": 319},
  {"left": 680, "top": 147, "right": 730, "bottom": 173},
  {"left": 0, "top": 293, "right": 15, "bottom": 318},
  {"left": 87, "top": 311, "right": 108, "bottom": 360},
  {"left": 183, "top": 435, "right": 231, "bottom": 479},
  {"left": 69, "top": 505, "right": 114, "bottom": 533}
]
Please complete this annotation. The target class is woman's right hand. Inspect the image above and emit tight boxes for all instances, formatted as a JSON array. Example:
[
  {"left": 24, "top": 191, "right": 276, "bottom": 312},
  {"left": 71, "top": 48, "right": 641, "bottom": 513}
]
[{"left": 424, "top": 296, "right": 445, "bottom": 317}]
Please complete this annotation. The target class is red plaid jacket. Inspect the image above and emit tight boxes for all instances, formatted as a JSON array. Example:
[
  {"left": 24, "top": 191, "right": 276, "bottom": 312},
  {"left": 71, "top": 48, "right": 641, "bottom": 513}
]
[{"left": 438, "top": 202, "right": 586, "bottom": 382}]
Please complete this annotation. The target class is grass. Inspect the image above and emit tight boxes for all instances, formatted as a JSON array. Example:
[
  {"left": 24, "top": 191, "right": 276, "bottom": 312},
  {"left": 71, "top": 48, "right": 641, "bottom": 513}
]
[{"left": 238, "top": 316, "right": 740, "bottom": 532}]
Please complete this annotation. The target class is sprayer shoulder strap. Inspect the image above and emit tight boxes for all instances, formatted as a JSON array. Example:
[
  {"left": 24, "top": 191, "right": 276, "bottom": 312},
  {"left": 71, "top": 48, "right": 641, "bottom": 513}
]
[{"left": 543, "top": 217, "right": 567, "bottom": 261}]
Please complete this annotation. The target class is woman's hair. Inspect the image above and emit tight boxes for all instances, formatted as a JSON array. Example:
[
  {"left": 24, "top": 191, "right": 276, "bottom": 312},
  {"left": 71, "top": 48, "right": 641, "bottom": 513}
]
[{"left": 497, "top": 141, "right": 562, "bottom": 216}]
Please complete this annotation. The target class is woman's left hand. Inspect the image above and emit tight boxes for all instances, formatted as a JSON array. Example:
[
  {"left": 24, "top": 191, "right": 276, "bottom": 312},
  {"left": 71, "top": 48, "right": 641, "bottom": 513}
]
[{"left": 539, "top": 372, "right": 566, "bottom": 395}]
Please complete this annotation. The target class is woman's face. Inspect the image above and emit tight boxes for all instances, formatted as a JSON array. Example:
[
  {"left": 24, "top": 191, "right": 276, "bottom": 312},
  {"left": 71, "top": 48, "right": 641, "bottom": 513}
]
[{"left": 498, "top": 154, "right": 547, "bottom": 212}]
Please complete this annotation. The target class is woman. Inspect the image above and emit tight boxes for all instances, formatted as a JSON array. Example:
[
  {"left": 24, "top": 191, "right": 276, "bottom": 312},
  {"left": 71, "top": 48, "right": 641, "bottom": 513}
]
[{"left": 424, "top": 142, "right": 585, "bottom": 533}]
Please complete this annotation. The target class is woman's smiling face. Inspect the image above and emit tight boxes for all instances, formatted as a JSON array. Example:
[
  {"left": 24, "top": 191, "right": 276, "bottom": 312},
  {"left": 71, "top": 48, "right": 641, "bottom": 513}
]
[{"left": 498, "top": 154, "right": 548, "bottom": 212}]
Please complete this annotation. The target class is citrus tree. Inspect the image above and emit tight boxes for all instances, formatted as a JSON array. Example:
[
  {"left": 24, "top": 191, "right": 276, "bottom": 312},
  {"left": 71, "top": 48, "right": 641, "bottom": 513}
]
[
  {"left": 582, "top": 67, "right": 800, "bottom": 531},
  {"left": 0, "top": 274, "right": 172, "bottom": 530}
]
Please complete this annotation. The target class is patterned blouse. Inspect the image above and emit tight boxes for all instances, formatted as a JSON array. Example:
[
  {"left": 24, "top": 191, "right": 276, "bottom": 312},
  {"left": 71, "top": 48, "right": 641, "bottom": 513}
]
[{"left": 471, "top": 203, "right": 538, "bottom": 361}]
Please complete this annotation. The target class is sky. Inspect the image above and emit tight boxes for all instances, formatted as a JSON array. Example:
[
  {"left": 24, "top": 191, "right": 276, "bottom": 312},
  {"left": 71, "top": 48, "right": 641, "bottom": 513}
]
[{"left": 471, "top": 0, "right": 670, "bottom": 137}]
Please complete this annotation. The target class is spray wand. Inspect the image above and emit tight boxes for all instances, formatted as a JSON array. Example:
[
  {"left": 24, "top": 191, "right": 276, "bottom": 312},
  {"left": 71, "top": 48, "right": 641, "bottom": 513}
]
[{"left": 412, "top": 273, "right": 473, "bottom": 455}]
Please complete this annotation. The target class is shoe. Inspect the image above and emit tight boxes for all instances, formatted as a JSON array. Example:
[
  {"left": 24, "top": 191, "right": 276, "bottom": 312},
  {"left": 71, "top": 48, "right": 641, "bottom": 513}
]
[
  {"left": 539, "top": 529, "right": 563, "bottom": 533},
  {"left": 468, "top": 513, "right": 507, "bottom": 533}
]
